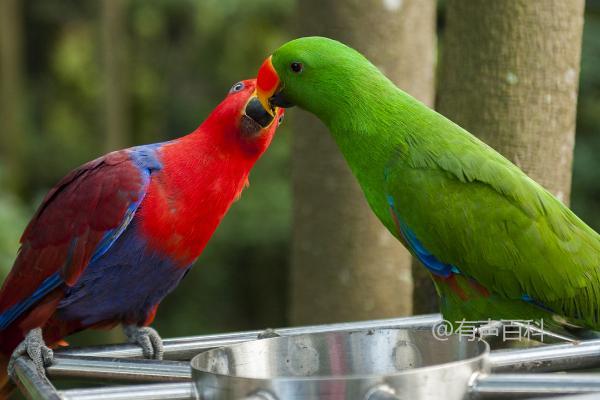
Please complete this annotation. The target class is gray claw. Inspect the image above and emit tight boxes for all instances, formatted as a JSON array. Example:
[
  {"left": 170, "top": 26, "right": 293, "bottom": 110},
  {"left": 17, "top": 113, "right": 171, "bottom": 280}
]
[
  {"left": 124, "top": 325, "right": 164, "bottom": 360},
  {"left": 8, "top": 328, "right": 54, "bottom": 380}
]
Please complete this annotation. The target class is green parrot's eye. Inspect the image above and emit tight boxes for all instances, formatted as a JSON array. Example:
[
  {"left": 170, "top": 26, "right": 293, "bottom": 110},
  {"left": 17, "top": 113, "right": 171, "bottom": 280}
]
[
  {"left": 290, "top": 62, "right": 303, "bottom": 73},
  {"left": 278, "top": 114, "right": 284, "bottom": 126}
]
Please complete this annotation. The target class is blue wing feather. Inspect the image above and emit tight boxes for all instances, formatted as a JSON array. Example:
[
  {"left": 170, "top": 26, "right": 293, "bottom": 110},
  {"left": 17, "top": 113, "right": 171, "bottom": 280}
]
[
  {"left": 386, "top": 194, "right": 555, "bottom": 313},
  {"left": 386, "top": 194, "right": 456, "bottom": 277},
  {"left": 0, "top": 273, "right": 63, "bottom": 329}
]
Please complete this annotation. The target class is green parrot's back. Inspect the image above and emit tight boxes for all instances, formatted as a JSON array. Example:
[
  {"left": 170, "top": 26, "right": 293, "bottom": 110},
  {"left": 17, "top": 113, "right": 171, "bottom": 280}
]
[{"left": 382, "top": 101, "right": 600, "bottom": 329}]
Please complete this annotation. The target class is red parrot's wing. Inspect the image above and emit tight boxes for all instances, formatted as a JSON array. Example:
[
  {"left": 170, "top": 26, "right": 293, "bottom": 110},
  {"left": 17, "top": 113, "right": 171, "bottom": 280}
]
[{"left": 0, "top": 149, "right": 156, "bottom": 329}]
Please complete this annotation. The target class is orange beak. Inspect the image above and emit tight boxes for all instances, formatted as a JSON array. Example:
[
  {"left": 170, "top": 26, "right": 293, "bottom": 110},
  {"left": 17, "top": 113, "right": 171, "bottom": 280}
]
[{"left": 256, "top": 56, "right": 280, "bottom": 116}]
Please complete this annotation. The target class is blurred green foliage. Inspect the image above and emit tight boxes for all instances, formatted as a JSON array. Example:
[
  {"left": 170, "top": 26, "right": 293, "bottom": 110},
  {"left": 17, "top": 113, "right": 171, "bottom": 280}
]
[
  {"left": 0, "top": 168, "right": 29, "bottom": 271},
  {"left": 0, "top": 0, "right": 599, "bottom": 347}
]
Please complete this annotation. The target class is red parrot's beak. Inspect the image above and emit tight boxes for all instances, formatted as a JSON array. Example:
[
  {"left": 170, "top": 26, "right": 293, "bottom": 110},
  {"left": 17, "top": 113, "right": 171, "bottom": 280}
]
[
  {"left": 256, "top": 56, "right": 280, "bottom": 116},
  {"left": 240, "top": 93, "right": 278, "bottom": 136},
  {"left": 245, "top": 95, "right": 275, "bottom": 128}
]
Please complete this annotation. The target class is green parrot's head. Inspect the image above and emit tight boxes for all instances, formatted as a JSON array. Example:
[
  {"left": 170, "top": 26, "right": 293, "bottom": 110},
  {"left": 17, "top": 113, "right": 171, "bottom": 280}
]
[{"left": 256, "top": 36, "right": 384, "bottom": 122}]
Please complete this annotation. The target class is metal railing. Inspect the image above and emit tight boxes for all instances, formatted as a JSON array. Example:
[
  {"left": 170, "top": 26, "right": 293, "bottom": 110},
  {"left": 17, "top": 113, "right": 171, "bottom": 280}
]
[{"left": 11, "top": 314, "right": 600, "bottom": 400}]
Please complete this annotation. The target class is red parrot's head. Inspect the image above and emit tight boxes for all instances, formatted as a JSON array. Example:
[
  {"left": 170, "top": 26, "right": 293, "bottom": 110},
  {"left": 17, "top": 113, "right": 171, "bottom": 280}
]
[{"left": 205, "top": 79, "right": 284, "bottom": 155}]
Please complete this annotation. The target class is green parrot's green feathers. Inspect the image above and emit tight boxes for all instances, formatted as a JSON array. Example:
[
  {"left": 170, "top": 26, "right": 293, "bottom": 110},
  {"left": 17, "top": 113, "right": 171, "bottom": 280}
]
[
  {"left": 385, "top": 111, "right": 600, "bottom": 326},
  {"left": 269, "top": 36, "right": 600, "bottom": 328}
]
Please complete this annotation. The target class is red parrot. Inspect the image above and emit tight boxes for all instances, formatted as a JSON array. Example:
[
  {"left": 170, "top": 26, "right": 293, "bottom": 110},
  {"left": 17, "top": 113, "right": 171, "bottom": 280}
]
[{"left": 0, "top": 79, "right": 283, "bottom": 396}]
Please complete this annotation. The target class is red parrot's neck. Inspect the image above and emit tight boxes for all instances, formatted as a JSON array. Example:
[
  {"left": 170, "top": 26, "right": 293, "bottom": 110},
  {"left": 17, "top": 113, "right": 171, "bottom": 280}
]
[{"left": 138, "top": 122, "right": 268, "bottom": 265}]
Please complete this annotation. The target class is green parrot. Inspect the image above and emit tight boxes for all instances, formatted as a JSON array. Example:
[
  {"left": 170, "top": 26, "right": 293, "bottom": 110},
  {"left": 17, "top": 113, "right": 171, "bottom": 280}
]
[{"left": 256, "top": 36, "right": 600, "bottom": 330}]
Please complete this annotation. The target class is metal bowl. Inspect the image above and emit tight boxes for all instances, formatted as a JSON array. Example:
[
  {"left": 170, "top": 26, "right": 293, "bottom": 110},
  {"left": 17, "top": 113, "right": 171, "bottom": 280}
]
[{"left": 190, "top": 328, "right": 489, "bottom": 400}]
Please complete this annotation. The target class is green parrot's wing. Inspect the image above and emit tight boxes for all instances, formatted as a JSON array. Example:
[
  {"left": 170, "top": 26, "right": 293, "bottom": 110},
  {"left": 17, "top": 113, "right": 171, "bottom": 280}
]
[{"left": 384, "top": 124, "right": 600, "bottom": 325}]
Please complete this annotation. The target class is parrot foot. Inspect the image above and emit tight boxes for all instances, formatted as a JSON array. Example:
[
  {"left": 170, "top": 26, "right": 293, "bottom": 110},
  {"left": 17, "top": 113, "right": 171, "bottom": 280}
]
[
  {"left": 7, "top": 328, "right": 54, "bottom": 380},
  {"left": 123, "top": 325, "right": 164, "bottom": 360}
]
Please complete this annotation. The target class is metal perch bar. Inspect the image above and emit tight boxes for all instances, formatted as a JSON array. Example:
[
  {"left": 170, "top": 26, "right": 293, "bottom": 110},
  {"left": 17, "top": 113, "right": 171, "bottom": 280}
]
[
  {"left": 470, "top": 373, "right": 600, "bottom": 399},
  {"left": 11, "top": 314, "right": 600, "bottom": 400},
  {"left": 48, "top": 356, "right": 190, "bottom": 382},
  {"left": 42, "top": 374, "right": 600, "bottom": 400},
  {"left": 59, "top": 382, "right": 194, "bottom": 400},
  {"left": 489, "top": 339, "right": 600, "bottom": 372},
  {"left": 57, "top": 314, "right": 442, "bottom": 360},
  {"left": 45, "top": 338, "right": 600, "bottom": 384},
  {"left": 13, "top": 356, "right": 61, "bottom": 400}
]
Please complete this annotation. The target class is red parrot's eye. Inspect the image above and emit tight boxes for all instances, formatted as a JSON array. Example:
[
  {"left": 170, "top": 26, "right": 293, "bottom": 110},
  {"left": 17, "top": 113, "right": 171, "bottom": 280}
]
[
  {"left": 290, "top": 62, "right": 303, "bottom": 73},
  {"left": 229, "top": 82, "right": 245, "bottom": 93}
]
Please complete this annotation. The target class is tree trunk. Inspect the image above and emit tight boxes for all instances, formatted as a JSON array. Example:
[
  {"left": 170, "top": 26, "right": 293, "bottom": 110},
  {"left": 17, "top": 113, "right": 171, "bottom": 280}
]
[
  {"left": 290, "top": 0, "right": 436, "bottom": 324},
  {"left": 0, "top": 0, "right": 25, "bottom": 194},
  {"left": 102, "top": 0, "right": 129, "bottom": 151},
  {"left": 438, "top": 0, "right": 585, "bottom": 206},
  {"left": 101, "top": 0, "right": 129, "bottom": 343}
]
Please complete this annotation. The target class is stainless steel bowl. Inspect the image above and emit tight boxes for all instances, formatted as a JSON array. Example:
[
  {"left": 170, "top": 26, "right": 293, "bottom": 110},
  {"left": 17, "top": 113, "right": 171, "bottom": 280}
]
[{"left": 190, "top": 328, "right": 489, "bottom": 400}]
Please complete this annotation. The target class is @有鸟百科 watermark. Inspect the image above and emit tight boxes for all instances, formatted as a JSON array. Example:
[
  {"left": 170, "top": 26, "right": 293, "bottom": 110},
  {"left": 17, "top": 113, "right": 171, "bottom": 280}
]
[{"left": 432, "top": 319, "right": 546, "bottom": 342}]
